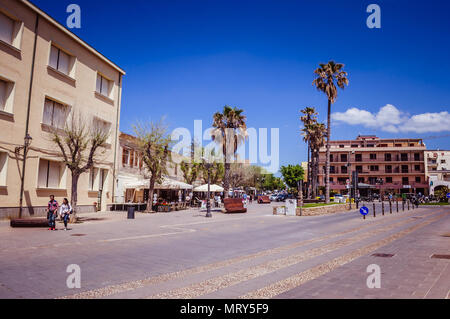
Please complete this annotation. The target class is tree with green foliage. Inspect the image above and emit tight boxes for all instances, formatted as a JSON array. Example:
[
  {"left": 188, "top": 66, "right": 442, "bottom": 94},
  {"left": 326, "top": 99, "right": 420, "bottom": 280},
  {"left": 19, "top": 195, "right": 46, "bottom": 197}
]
[{"left": 280, "top": 164, "right": 305, "bottom": 189}]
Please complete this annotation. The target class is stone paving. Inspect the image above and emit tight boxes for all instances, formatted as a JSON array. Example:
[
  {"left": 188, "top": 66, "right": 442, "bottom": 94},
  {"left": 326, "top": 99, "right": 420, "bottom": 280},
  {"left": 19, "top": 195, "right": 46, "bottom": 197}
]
[{"left": 0, "top": 202, "right": 448, "bottom": 299}]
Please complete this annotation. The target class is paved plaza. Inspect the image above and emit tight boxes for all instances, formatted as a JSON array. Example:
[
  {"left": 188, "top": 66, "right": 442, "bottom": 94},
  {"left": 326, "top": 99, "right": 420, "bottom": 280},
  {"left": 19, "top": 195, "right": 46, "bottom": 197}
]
[{"left": 0, "top": 203, "right": 448, "bottom": 299}]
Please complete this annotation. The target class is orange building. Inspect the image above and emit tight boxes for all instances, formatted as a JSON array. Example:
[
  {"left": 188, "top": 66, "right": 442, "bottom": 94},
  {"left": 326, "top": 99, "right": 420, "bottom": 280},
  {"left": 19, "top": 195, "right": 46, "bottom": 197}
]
[{"left": 318, "top": 135, "right": 428, "bottom": 196}]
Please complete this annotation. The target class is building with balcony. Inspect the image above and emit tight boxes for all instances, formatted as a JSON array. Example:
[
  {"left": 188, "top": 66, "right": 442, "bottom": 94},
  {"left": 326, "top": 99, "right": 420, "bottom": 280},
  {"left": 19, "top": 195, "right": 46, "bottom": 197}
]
[
  {"left": 318, "top": 135, "right": 428, "bottom": 196},
  {"left": 0, "top": 0, "right": 125, "bottom": 218},
  {"left": 425, "top": 150, "right": 450, "bottom": 195}
]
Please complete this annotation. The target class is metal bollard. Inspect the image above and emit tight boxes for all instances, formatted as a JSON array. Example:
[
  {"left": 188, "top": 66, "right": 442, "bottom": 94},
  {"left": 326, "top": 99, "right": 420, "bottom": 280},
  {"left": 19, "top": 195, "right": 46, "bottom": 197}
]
[
  {"left": 373, "top": 202, "right": 376, "bottom": 217},
  {"left": 407, "top": 200, "right": 410, "bottom": 210},
  {"left": 402, "top": 200, "right": 405, "bottom": 211},
  {"left": 382, "top": 200, "right": 385, "bottom": 216},
  {"left": 396, "top": 199, "right": 399, "bottom": 213},
  {"left": 389, "top": 200, "right": 392, "bottom": 214}
]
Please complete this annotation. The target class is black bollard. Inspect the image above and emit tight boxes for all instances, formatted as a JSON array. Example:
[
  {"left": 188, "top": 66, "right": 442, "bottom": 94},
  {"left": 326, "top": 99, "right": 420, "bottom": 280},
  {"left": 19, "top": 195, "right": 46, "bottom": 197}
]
[
  {"left": 402, "top": 200, "right": 405, "bottom": 211},
  {"left": 407, "top": 200, "right": 410, "bottom": 210},
  {"left": 396, "top": 199, "right": 399, "bottom": 213},
  {"left": 389, "top": 200, "right": 392, "bottom": 214},
  {"left": 382, "top": 200, "right": 385, "bottom": 216},
  {"left": 373, "top": 202, "right": 376, "bottom": 217}
]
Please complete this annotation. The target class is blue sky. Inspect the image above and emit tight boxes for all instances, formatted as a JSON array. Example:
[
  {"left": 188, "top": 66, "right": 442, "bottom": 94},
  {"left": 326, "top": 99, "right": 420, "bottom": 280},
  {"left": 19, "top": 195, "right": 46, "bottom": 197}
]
[{"left": 32, "top": 0, "right": 450, "bottom": 171}]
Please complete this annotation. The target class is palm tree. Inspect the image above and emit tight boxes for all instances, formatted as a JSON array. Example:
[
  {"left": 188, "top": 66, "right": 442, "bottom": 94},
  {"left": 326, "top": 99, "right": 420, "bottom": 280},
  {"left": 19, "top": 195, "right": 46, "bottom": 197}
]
[
  {"left": 313, "top": 61, "right": 349, "bottom": 203},
  {"left": 300, "top": 107, "right": 318, "bottom": 199},
  {"left": 212, "top": 105, "right": 247, "bottom": 198},
  {"left": 306, "top": 122, "right": 326, "bottom": 198}
]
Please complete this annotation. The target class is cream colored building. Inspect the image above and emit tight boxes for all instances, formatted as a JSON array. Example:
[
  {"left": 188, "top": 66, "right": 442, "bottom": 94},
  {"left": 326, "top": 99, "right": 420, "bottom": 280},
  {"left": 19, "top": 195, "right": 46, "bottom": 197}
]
[
  {"left": 0, "top": 0, "right": 125, "bottom": 219},
  {"left": 425, "top": 150, "right": 450, "bottom": 195}
]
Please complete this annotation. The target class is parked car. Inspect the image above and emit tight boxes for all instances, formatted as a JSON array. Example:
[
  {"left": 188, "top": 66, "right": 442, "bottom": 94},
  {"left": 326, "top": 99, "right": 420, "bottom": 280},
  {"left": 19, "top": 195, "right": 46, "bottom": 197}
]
[
  {"left": 276, "top": 194, "right": 288, "bottom": 202},
  {"left": 269, "top": 194, "right": 278, "bottom": 201}
]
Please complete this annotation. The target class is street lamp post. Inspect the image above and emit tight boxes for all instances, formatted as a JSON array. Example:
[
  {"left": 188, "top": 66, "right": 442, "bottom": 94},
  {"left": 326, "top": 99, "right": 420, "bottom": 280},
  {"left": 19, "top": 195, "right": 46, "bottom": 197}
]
[
  {"left": 297, "top": 180, "right": 303, "bottom": 216},
  {"left": 18, "top": 134, "right": 33, "bottom": 219},
  {"left": 202, "top": 158, "right": 213, "bottom": 218}
]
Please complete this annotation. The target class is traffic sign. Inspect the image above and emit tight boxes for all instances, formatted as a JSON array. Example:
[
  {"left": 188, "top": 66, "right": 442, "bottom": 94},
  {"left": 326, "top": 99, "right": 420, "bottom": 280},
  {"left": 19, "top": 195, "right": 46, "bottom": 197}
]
[
  {"left": 360, "top": 206, "right": 369, "bottom": 216},
  {"left": 447, "top": 193, "right": 450, "bottom": 199}
]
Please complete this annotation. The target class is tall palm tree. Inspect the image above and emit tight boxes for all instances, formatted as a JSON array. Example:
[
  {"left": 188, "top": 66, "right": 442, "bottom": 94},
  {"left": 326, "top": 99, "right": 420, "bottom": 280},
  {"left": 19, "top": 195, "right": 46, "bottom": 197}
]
[
  {"left": 300, "top": 107, "right": 318, "bottom": 199},
  {"left": 313, "top": 61, "right": 348, "bottom": 203},
  {"left": 212, "top": 105, "right": 247, "bottom": 198}
]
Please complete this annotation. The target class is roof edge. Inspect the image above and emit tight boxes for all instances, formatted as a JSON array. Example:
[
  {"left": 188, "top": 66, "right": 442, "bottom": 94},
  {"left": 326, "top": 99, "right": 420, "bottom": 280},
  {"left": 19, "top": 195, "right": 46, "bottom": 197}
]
[{"left": 22, "top": 0, "right": 126, "bottom": 75}]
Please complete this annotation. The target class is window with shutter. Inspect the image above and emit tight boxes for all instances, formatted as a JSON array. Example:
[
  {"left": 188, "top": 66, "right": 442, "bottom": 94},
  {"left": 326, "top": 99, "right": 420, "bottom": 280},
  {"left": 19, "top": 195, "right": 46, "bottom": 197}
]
[
  {"left": 38, "top": 159, "right": 62, "bottom": 188},
  {"left": 96, "top": 74, "right": 111, "bottom": 97},
  {"left": 0, "top": 80, "right": 6, "bottom": 111},
  {"left": 48, "top": 45, "right": 72, "bottom": 76},
  {"left": 0, "top": 151, "right": 7, "bottom": 186},
  {"left": 43, "top": 98, "right": 67, "bottom": 129},
  {"left": 0, "top": 12, "right": 14, "bottom": 44}
]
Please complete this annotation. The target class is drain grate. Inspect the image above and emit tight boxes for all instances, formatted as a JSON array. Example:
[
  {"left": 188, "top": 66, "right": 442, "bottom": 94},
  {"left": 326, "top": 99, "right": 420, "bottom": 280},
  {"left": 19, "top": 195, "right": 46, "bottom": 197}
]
[
  {"left": 71, "top": 234, "right": 86, "bottom": 237},
  {"left": 431, "top": 254, "right": 450, "bottom": 260},
  {"left": 371, "top": 253, "right": 395, "bottom": 258}
]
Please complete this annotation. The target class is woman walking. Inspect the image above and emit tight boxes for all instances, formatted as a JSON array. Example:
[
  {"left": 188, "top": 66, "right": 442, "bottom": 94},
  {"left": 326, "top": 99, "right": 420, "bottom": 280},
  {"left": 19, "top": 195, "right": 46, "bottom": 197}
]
[{"left": 59, "top": 198, "right": 73, "bottom": 231}]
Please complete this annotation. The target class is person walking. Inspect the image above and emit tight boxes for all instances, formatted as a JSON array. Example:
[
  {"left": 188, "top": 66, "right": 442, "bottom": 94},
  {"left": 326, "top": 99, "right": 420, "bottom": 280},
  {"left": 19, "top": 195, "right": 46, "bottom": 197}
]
[
  {"left": 47, "top": 195, "right": 59, "bottom": 231},
  {"left": 59, "top": 198, "right": 73, "bottom": 231}
]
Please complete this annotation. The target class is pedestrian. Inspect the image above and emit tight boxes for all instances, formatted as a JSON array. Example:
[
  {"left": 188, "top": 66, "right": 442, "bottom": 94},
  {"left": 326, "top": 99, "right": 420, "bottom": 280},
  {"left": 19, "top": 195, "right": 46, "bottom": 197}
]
[
  {"left": 59, "top": 198, "right": 73, "bottom": 231},
  {"left": 47, "top": 195, "right": 59, "bottom": 231}
]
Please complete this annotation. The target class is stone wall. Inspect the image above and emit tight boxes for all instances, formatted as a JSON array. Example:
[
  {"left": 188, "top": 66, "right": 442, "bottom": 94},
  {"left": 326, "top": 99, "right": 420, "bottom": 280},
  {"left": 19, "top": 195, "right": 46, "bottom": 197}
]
[
  {"left": 272, "top": 204, "right": 349, "bottom": 217},
  {"left": 297, "top": 204, "right": 348, "bottom": 216}
]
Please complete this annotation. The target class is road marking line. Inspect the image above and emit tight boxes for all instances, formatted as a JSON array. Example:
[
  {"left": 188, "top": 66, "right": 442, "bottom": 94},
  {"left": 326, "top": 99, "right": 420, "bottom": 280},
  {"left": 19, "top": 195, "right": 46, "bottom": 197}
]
[
  {"left": 240, "top": 213, "right": 448, "bottom": 299},
  {"left": 59, "top": 210, "right": 431, "bottom": 299}
]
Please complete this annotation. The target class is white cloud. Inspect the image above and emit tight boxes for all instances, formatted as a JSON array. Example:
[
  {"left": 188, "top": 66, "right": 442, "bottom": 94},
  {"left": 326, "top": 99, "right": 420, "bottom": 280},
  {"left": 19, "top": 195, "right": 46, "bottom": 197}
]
[{"left": 331, "top": 104, "right": 450, "bottom": 133}]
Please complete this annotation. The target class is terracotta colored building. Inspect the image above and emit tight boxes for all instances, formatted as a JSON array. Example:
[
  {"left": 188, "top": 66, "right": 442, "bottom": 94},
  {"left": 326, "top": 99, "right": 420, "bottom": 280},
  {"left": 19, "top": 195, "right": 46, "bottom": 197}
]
[
  {"left": 0, "top": 0, "right": 125, "bottom": 218},
  {"left": 318, "top": 135, "right": 428, "bottom": 196}
]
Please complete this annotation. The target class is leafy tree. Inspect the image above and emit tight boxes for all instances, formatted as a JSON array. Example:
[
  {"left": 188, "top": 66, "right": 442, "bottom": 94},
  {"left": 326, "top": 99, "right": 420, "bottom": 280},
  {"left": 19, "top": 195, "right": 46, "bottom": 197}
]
[
  {"left": 180, "top": 141, "right": 201, "bottom": 185},
  {"left": 435, "top": 186, "right": 449, "bottom": 202},
  {"left": 280, "top": 164, "right": 305, "bottom": 189},
  {"left": 313, "top": 61, "right": 348, "bottom": 203},
  {"left": 51, "top": 112, "right": 109, "bottom": 221},
  {"left": 212, "top": 105, "right": 247, "bottom": 198},
  {"left": 133, "top": 119, "right": 172, "bottom": 213}
]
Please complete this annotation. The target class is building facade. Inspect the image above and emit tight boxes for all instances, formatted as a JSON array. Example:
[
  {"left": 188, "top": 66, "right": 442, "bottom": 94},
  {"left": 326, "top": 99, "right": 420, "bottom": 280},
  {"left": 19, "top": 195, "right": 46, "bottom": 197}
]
[
  {"left": 116, "top": 132, "right": 191, "bottom": 204},
  {"left": 0, "top": 0, "right": 125, "bottom": 219},
  {"left": 318, "top": 135, "right": 428, "bottom": 196},
  {"left": 425, "top": 150, "right": 450, "bottom": 195}
]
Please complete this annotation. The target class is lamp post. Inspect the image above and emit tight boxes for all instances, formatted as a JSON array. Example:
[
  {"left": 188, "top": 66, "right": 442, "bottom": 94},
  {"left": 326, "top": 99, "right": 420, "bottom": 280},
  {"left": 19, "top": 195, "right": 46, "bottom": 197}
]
[
  {"left": 202, "top": 157, "right": 213, "bottom": 218},
  {"left": 297, "top": 180, "right": 303, "bottom": 216},
  {"left": 18, "top": 134, "right": 33, "bottom": 219}
]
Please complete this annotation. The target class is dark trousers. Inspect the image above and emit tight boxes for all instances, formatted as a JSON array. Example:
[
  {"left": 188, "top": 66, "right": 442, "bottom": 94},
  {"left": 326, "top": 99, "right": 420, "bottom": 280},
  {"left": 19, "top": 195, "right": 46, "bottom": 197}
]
[
  {"left": 48, "top": 211, "right": 56, "bottom": 228},
  {"left": 63, "top": 214, "right": 70, "bottom": 228}
]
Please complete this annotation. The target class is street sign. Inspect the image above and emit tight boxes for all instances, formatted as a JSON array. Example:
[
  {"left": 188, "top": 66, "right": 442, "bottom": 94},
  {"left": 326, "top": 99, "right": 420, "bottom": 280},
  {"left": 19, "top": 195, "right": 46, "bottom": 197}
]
[
  {"left": 360, "top": 206, "right": 369, "bottom": 216},
  {"left": 447, "top": 193, "right": 450, "bottom": 199}
]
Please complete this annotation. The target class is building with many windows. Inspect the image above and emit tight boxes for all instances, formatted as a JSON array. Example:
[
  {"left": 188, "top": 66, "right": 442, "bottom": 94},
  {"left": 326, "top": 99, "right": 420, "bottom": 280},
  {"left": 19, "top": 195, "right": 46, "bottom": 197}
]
[
  {"left": 0, "top": 0, "right": 125, "bottom": 218},
  {"left": 318, "top": 135, "right": 428, "bottom": 196},
  {"left": 425, "top": 150, "right": 450, "bottom": 195}
]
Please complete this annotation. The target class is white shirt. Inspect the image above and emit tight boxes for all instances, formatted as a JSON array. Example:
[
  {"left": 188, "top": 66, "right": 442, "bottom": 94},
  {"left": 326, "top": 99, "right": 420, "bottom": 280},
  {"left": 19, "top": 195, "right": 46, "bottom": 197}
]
[{"left": 59, "top": 203, "right": 72, "bottom": 217}]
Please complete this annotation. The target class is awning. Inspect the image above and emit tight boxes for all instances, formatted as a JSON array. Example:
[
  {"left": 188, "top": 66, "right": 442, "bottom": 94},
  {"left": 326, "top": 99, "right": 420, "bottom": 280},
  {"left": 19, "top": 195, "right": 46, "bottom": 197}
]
[
  {"left": 193, "top": 184, "right": 224, "bottom": 192},
  {"left": 124, "top": 177, "right": 193, "bottom": 190}
]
